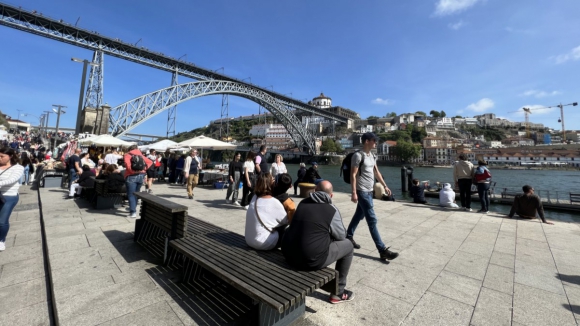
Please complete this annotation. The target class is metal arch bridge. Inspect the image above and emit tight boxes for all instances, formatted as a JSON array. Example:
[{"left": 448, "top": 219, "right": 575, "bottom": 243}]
[
  {"left": 0, "top": 3, "right": 349, "bottom": 127},
  {"left": 110, "top": 80, "right": 317, "bottom": 152}
]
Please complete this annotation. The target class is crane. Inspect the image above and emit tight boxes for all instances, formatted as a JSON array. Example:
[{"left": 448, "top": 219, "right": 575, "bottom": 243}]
[{"left": 510, "top": 102, "right": 578, "bottom": 141}]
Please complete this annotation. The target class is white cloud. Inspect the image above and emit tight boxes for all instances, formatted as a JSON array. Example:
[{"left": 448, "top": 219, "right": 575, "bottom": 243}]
[
  {"left": 551, "top": 45, "right": 580, "bottom": 64},
  {"left": 434, "top": 0, "right": 480, "bottom": 16},
  {"left": 371, "top": 98, "right": 394, "bottom": 106},
  {"left": 448, "top": 20, "right": 465, "bottom": 30},
  {"left": 465, "top": 98, "right": 494, "bottom": 112},
  {"left": 520, "top": 90, "right": 561, "bottom": 98}
]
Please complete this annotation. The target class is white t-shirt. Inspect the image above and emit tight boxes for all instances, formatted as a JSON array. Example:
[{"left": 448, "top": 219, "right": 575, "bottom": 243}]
[
  {"left": 245, "top": 196, "right": 287, "bottom": 250},
  {"left": 0, "top": 164, "right": 24, "bottom": 196},
  {"left": 104, "top": 153, "right": 122, "bottom": 165},
  {"left": 243, "top": 161, "right": 255, "bottom": 174},
  {"left": 270, "top": 162, "right": 287, "bottom": 178}
]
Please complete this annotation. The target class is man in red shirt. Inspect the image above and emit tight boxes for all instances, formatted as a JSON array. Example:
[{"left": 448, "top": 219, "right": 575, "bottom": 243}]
[{"left": 123, "top": 145, "right": 153, "bottom": 218}]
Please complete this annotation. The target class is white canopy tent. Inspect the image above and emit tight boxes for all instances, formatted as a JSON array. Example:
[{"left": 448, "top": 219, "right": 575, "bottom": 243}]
[
  {"left": 138, "top": 139, "right": 177, "bottom": 152},
  {"left": 78, "top": 134, "right": 135, "bottom": 147},
  {"left": 174, "top": 135, "right": 236, "bottom": 150}
]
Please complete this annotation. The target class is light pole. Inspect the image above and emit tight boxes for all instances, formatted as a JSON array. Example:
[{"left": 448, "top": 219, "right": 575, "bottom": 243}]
[
  {"left": 51, "top": 105, "right": 66, "bottom": 150},
  {"left": 43, "top": 110, "right": 53, "bottom": 135},
  {"left": 71, "top": 57, "right": 98, "bottom": 135}
]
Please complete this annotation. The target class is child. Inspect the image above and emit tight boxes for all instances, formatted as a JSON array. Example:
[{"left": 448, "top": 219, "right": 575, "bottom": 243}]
[
  {"left": 439, "top": 183, "right": 459, "bottom": 208},
  {"left": 272, "top": 173, "right": 296, "bottom": 223},
  {"left": 410, "top": 179, "right": 427, "bottom": 204}
]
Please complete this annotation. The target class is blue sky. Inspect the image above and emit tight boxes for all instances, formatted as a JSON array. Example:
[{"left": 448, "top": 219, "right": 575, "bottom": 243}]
[{"left": 1, "top": 0, "right": 579, "bottom": 135}]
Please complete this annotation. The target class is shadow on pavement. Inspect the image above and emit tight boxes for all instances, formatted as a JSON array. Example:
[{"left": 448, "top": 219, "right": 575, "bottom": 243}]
[{"left": 559, "top": 274, "right": 580, "bottom": 286}]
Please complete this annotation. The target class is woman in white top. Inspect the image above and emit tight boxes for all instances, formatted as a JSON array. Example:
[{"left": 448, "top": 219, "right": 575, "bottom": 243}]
[
  {"left": 0, "top": 148, "right": 24, "bottom": 251},
  {"left": 245, "top": 173, "right": 288, "bottom": 250},
  {"left": 241, "top": 151, "right": 256, "bottom": 209},
  {"left": 270, "top": 154, "right": 287, "bottom": 181}
]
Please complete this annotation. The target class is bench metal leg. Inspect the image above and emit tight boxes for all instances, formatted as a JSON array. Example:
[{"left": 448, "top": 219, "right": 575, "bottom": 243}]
[
  {"left": 259, "top": 298, "right": 305, "bottom": 326},
  {"left": 321, "top": 277, "right": 339, "bottom": 296},
  {"left": 95, "top": 195, "right": 123, "bottom": 209}
]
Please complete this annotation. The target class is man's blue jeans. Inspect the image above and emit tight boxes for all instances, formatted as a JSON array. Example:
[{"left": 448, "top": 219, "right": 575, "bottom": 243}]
[
  {"left": 0, "top": 194, "right": 19, "bottom": 242},
  {"left": 125, "top": 174, "right": 145, "bottom": 214},
  {"left": 346, "top": 190, "right": 386, "bottom": 251}
]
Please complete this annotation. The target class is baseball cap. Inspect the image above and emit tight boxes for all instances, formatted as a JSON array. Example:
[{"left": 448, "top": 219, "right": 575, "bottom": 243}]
[
  {"left": 311, "top": 161, "right": 318, "bottom": 166},
  {"left": 361, "top": 132, "right": 378, "bottom": 143}
]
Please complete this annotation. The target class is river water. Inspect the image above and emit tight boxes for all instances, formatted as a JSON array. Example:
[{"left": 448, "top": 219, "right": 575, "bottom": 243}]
[{"left": 284, "top": 164, "right": 580, "bottom": 222}]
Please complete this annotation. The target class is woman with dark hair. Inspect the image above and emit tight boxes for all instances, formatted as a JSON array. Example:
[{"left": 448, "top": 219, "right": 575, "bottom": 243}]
[
  {"left": 68, "top": 165, "right": 95, "bottom": 198},
  {"left": 0, "top": 148, "right": 24, "bottom": 251},
  {"left": 20, "top": 152, "right": 34, "bottom": 185},
  {"left": 97, "top": 164, "right": 126, "bottom": 193},
  {"left": 244, "top": 173, "right": 288, "bottom": 250},
  {"left": 241, "top": 151, "right": 257, "bottom": 209},
  {"left": 474, "top": 160, "right": 492, "bottom": 213}
]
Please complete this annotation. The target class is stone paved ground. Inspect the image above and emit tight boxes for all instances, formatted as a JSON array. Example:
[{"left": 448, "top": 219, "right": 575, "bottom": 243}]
[
  {"left": 0, "top": 184, "right": 52, "bottom": 326},
  {"left": 12, "top": 181, "right": 580, "bottom": 325}
]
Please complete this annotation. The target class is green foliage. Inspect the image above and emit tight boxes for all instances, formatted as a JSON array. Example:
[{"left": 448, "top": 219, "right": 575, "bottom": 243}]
[
  {"left": 319, "top": 138, "right": 337, "bottom": 153},
  {"left": 385, "top": 112, "right": 397, "bottom": 118},
  {"left": 440, "top": 110, "right": 447, "bottom": 118},
  {"left": 429, "top": 110, "right": 440, "bottom": 118},
  {"left": 394, "top": 140, "right": 422, "bottom": 162},
  {"left": 415, "top": 111, "right": 427, "bottom": 116},
  {"left": 461, "top": 126, "right": 506, "bottom": 141},
  {"left": 454, "top": 115, "right": 463, "bottom": 118},
  {"left": 0, "top": 111, "right": 10, "bottom": 129},
  {"left": 379, "top": 126, "right": 427, "bottom": 144},
  {"left": 367, "top": 115, "right": 380, "bottom": 120},
  {"left": 334, "top": 140, "right": 344, "bottom": 153},
  {"left": 221, "top": 150, "right": 234, "bottom": 162}
]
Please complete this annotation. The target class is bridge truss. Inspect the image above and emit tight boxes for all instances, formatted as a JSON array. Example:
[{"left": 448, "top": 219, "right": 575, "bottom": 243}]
[
  {"left": 110, "top": 81, "right": 316, "bottom": 153},
  {"left": 0, "top": 3, "right": 348, "bottom": 152}
]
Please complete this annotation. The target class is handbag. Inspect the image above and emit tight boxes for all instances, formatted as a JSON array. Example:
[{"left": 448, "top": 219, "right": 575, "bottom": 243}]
[{"left": 0, "top": 165, "right": 15, "bottom": 205}]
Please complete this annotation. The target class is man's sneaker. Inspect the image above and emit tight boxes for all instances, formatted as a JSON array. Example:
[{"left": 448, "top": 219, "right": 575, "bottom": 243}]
[
  {"left": 0, "top": 241, "right": 5, "bottom": 251},
  {"left": 329, "top": 290, "right": 354, "bottom": 304},
  {"left": 233, "top": 201, "right": 241, "bottom": 206},
  {"left": 129, "top": 213, "right": 137, "bottom": 218},
  {"left": 188, "top": 196, "right": 193, "bottom": 200},
  {"left": 347, "top": 237, "right": 361, "bottom": 249},
  {"left": 467, "top": 208, "right": 473, "bottom": 212},
  {"left": 243, "top": 205, "right": 249, "bottom": 210},
  {"left": 225, "top": 199, "right": 230, "bottom": 204},
  {"left": 380, "top": 247, "right": 399, "bottom": 261},
  {"left": 477, "top": 209, "right": 485, "bottom": 213}
]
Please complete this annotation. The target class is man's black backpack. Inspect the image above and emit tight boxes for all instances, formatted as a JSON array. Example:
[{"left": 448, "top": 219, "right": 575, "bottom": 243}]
[
  {"left": 340, "top": 151, "right": 365, "bottom": 184},
  {"left": 130, "top": 154, "right": 145, "bottom": 171}
]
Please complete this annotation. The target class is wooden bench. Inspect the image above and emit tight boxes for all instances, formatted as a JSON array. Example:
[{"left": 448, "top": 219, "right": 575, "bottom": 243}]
[
  {"left": 93, "top": 179, "right": 126, "bottom": 209},
  {"left": 298, "top": 183, "right": 316, "bottom": 198},
  {"left": 133, "top": 192, "right": 189, "bottom": 262},
  {"left": 170, "top": 231, "right": 338, "bottom": 326},
  {"left": 571, "top": 193, "right": 580, "bottom": 205}
]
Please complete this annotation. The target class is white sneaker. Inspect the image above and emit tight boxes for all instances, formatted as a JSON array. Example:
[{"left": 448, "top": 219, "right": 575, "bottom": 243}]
[
  {"left": 233, "top": 201, "right": 241, "bottom": 206},
  {"left": 225, "top": 199, "right": 230, "bottom": 204},
  {"left": 467, "top": 208, "right": 473, "bottom": 212},
  {"left": 243, "top": 205, "right": 249, "bottom": 210},
  {"left": 129, "top": 213, "right": 137, "bottom": 218},
  {"left": 0, "top": 241, "right": 5, "bottom": 251}
]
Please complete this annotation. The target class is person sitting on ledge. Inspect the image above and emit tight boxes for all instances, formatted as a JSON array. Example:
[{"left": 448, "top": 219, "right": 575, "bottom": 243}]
[
  {"left": 281, "top": 180, "right": 354, "bottom": 304},
  {"left": 410, "top": 179, "right": 427, "bottom": 204},
  {"left": 245, "top": 173, "right": 288, "bottom": 250},
  {"left": 304, "top": 162, "right": 323, "bottom": 184},
  {"left": 508, "top": 185, "right": 554, "bottom": 225},
  {"left": 68, "top": 165, "right": 95, "bottom": 199},
  {"left": 439, "top": 183, "right": 459, "bottom": 208}
]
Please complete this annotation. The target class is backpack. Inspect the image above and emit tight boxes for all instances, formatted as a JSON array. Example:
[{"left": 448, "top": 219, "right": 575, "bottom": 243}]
[
  {"left": 130, "top": 154, "right": 146, "bottom": 171},
  {"left": 475, "top": 167, "right": 491, "bottom": 182},
  {"left": 339, "top": 151, "right": 367, "bottom": 184}
]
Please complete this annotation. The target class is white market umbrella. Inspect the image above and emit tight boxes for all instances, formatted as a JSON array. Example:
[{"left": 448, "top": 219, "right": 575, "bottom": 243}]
[
  {"left": 78, "top": 134, "right": 135, "bottom": 147},
  {"left": 139, "top": 139, "right": 177, "bottom": 152},
  {"left": 174, "top": 135, "right": 236, "bottom": 150}
]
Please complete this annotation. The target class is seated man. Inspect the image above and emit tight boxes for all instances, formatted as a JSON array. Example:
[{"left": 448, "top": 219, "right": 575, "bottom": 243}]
[
  {"left": 281, "top": 180, "right": 354, "bottom": 304},
  {"left": 272, "top": 173, "right": 296, "bottom": 223},
  {"left": 68, "top": 165, "right": 95, "bottom": 199},
  {"left": 439, "top": 183, "right": 459, "bottom": 208},
  {"left": 508, "top": 185, "right": 554, "bottom": 225},
  {"left": 410, "top": 179, "right": 427, "bottom": 204},
  {"left": 304, "top": 162, "right": 323, "bottom": 184}
]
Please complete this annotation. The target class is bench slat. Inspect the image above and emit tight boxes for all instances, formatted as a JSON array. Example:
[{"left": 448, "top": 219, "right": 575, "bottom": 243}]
[
  {"left": 135, "top": 192, "right": 188, "bottom": 213},
  {"left": 191, "top": 235, "right": 313, "bottom": 299},
  {"left": 171, "top": 240, "right": 287, "bottom": 313}
]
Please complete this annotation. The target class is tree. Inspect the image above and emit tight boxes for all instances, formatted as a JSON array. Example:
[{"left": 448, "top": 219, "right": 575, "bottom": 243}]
[
  {"left": 319, "top": 138, "right": 337, "bottom": 153},
  {"left": 454, "top": 115, "right": 463, "bottom": 119},
  {"left": 367, "top": 115, "right": 380, "bottom": 120},
  {"left": 440, "top": 110, "right": 447, "bottom": 118},
  {"left": 394, "top": 140, "right": 422, "bottom": 162},
  {"left": 429, "top": 110, "right": 440, "bottom": 118},
  {"left": 411, "top": 127, "right": 427, "bottom": 143},
  {"left": 334, "top": 140, "right": 344, "bottom": 153},
  {"left": 385, "top": 112, "right": 397, "bottom": 118},
  {"left": 415, "top": 111, "right": 427, "bottom": 117}
]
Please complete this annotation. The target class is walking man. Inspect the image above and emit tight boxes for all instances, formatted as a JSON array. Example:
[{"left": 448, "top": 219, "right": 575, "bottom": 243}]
[
  {"left": 254, "top": 145, "right": 268, "bottom": 175},
  {"left": 67, "top": 148, "right": 82, "bottom": 186},
  {"left": 346, "top": 132, "right": 399, "bottom": 261},
  {"left": 123, "top": 145, "right": 152, "bottom": 218},
  {"left": 184, "top": 149, "right": 201, "bottom": 199},
  {"left": 225, "top": 152, "right": 243, "bottom": 205}
]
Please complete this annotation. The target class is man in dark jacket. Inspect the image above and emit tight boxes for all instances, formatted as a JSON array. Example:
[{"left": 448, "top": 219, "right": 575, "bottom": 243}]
[
  {"left": 304, "top": 162, "right": 322, "bottom": 184},
  {"left": 281, "top": 181, "right": 354, "bottom": 304},
  {"left": 293, "top": 163, "right": 307, "bottom": 196},
  {"left": 508, "top": 185, "right": 554, "bottom": 225}
]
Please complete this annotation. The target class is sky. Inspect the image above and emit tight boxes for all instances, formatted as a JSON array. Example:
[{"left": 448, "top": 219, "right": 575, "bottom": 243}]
[{"left": 1, "top": 0, "right": 579, "bottom": 136}]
